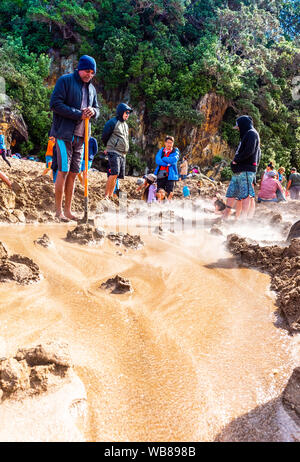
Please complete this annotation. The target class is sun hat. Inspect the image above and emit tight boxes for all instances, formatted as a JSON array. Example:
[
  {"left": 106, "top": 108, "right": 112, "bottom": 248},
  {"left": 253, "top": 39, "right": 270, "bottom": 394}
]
[{"left": 146, "top": 173, "right": 157, "bottom": 183}]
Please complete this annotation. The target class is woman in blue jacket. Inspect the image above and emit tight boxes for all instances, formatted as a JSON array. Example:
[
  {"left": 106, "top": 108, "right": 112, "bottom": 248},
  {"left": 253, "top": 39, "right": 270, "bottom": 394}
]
[
  {"left": 154, "top": 135, "right": 179, "bottom": 200},
  {"left": 0, "top": 133, "right": 11, "bottom": 167}
]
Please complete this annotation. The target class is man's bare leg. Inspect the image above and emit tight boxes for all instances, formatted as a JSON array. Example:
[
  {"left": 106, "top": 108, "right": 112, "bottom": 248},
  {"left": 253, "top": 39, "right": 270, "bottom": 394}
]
[
  {"left": 64, "top": 171, "right": 78, "bottom": 219},
  {"left": 105, "top": 175, "right": 117, "bottom": 198},
  {"left": 55, "top": 171, "right": 68, "bottom": 219},
  {"left": 223, "top": 197, "right": 235, "bottom": 218},
  {"left": 235, "top": 200, "right": 242, "bottom": 219},
  {"left": 248, "top": 197, "right": 255, "bottom": 218},
  {"left": 241, "top": 196, "right": 251, "bottom": 218}
]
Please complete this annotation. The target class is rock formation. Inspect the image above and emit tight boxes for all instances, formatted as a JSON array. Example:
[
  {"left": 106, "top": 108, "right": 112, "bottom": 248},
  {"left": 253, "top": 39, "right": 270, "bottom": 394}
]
[
  {"left": 0, "top": 79, "right": 28, "bottom": 149},
  {"left": 184, "top": 92, "right": 233, "bottom": 165}
]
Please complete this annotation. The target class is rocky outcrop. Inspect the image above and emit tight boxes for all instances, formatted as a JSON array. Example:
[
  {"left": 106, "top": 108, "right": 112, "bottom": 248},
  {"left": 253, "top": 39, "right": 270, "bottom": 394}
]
[
  {"left": 183, "top": 93, "right": 233, "bottom": 165},
  {"left": 46, "top": 49, "right": 77, "bottom": 87},
  {"left": 0, "top": 80, "right": 28, "bottom": 148},
  {"left": 227, "top": 235, "right": 300, "bottom": 331}
]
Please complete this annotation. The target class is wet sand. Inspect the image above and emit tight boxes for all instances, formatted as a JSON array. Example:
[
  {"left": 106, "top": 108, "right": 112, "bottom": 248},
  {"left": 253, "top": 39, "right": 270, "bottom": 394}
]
[{"left": 0, "top": 223, "right": 298, "bottom": 441}]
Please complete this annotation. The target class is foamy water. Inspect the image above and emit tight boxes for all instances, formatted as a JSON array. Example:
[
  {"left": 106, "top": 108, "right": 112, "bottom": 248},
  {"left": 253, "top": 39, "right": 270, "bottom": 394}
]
[{"left": 0, "top": 217, "right": 298, "bottom": 441}]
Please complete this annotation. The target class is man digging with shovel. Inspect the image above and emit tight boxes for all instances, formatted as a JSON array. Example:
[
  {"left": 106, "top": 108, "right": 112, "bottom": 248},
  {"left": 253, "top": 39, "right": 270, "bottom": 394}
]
[{"left": 50, "top": 55, "right": 100, "bottom": 221}]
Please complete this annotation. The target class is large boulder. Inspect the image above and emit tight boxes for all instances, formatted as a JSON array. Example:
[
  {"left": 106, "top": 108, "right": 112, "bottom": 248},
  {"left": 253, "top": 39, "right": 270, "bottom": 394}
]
[{"left": 0, "top": 87, "right": 28, "bottom": 148}]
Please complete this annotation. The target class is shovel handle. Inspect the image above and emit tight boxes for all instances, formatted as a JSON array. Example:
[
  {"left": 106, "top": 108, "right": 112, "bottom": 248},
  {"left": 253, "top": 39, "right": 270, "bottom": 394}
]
[{"left": 84, "top": 118, "right": 89, "bottom": 198}]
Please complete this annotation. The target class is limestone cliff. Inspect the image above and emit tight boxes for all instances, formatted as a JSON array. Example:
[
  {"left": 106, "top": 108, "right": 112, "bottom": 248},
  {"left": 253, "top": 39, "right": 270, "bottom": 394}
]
[{"left": 181, "top": 92, "right": 233, "bottom": 165}]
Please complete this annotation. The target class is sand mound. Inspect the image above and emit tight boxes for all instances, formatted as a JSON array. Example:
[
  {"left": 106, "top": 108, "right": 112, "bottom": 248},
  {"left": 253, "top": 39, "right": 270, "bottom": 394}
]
[
  {"left": 0, "top": 242, "right": 40, "bottom": 284},
  {"left": 66, "top": 224, "right": 105, "bottom": 245},
  {"left": 0, "top": 342, "right": 72, "bottom": 400},
  {"left": 101, "top": 275, "right": 133, "bottom": 294},
  {"left": 107, "top": 232, "right": 144, "bottom": 249},
  {"left": 227, "top": 235, "right": 300, "bottom": 331},
  {"left": 34, "top": 233, "right": 52, "bottom": 248}
]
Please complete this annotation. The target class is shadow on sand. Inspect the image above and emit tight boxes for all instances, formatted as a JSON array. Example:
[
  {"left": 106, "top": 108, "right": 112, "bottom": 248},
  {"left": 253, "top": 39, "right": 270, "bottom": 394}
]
[{"left": 214, "top": 396, "right": 299, "bottom": 442}]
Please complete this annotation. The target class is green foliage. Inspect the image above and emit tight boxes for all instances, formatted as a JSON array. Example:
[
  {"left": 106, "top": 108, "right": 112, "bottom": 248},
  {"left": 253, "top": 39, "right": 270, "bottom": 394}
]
[
  {"left": 28, "top": 0, "right": 98, "bottom": 40},
  {"left": 220, "top": 167, "right": 233, "bottom": 181},
  {"left": 211, "top": 155, "right": 224, "bottom": 166},
  {"left": 0, "top": 36, "right": 51, "bottom": 156},
  {"left": 126, "top": 150, "right": 147, "bottom": 172}
]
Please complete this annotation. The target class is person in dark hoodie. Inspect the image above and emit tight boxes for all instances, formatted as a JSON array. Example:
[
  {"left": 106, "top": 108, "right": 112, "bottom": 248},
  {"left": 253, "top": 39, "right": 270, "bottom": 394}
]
[
  {"left": 50, "top": 55, "right": 100, "bottom": 221},
  {"left": 101, "top": 103, "right": 133, "bottom": 200},
  {"left": 224, "top": 115, "right": 261, "bottom": 219}
]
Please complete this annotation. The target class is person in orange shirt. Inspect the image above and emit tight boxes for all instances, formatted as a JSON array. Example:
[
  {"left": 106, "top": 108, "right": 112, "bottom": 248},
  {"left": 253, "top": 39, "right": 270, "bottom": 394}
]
[{"left": 42, "top": 136, "right": 55, "bottom": 176}]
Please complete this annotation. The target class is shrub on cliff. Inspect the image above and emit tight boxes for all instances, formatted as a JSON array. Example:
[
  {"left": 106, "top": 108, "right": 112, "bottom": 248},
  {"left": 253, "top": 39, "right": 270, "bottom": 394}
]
[{"left": 0, "top": 36, "right": 51, "bottom": 156}]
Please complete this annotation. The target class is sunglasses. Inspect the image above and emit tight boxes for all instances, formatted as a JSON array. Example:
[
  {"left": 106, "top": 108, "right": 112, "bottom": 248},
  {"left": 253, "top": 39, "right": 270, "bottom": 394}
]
[{"left": 125, "top": 111, "right": 131, "bottom": 115}]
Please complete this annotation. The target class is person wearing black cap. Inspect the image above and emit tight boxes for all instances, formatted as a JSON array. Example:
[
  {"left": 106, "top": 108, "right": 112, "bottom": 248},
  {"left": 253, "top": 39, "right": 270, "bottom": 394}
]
[
  {"left": 50, "top": 55, "right": 100, "bottom": 221},
  {"left": 101, "top": 103, "right": 133, "bottom": 200},
  {"left": 224, "top": 115, "right": 261, "bottom": 219}
]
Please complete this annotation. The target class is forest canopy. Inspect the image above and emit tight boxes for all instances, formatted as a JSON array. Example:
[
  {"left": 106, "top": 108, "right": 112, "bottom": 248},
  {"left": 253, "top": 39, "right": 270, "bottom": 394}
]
[{"left": 0, "top": 0, "right": 299, "bottom": 171}]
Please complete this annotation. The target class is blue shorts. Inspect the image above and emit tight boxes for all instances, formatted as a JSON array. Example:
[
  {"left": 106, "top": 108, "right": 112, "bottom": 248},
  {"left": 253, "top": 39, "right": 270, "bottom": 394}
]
[
  {"left": 56, "top": 137, "right": 84, "bottom": 174},
  {"left": 107, "top": 151, "right": 126, "bottom": 179},
  {"left": 226, "top": 172, "right": 256, "bottom": 200},
  {"left": 80, "top": 159, "right": 92, "bottom": 172}
]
